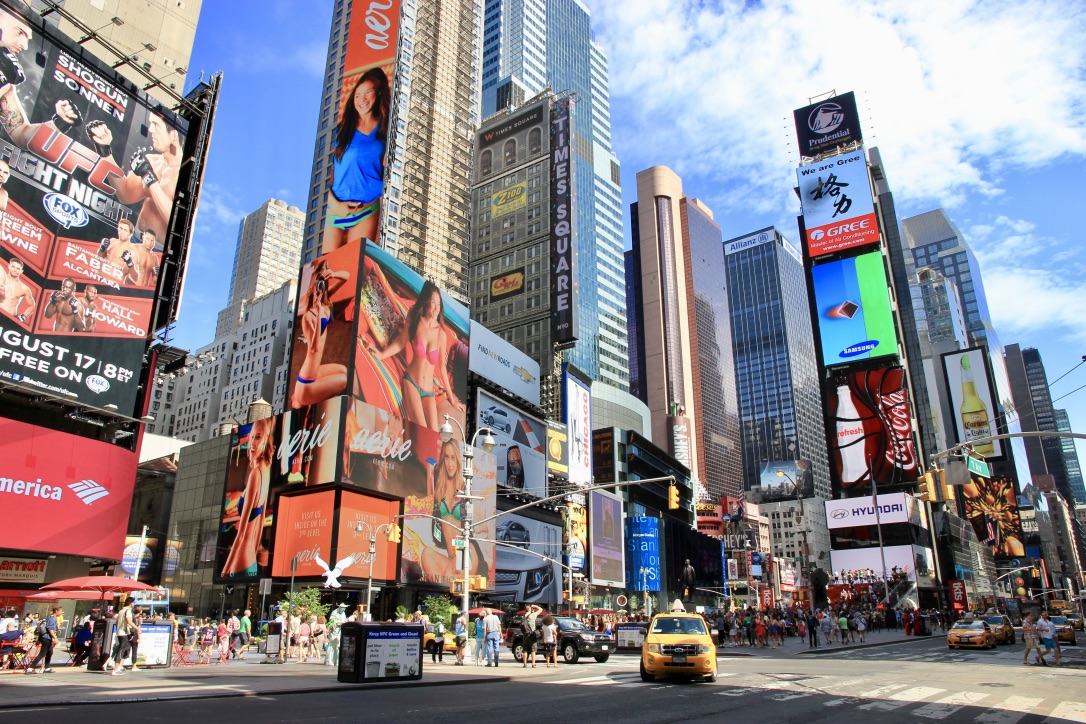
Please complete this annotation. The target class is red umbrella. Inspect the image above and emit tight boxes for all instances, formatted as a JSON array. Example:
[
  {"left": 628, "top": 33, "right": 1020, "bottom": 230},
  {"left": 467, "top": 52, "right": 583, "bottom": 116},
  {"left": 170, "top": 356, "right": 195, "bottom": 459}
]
[
  {"left": 27, "top": 590, "right": 108, "bottom": 601},
  {"left": 40, "top": 576, "right": 157, "bottom": 597},
  {"left": 589, "top": 609, "right": 614, "bottom": 615}
]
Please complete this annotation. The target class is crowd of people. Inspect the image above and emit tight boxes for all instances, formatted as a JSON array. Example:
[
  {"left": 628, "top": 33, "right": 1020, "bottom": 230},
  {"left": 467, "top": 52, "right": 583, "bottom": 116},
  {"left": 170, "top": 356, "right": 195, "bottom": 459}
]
[{"left": 831, "top": 567, "right": 912, "bottom": 585}]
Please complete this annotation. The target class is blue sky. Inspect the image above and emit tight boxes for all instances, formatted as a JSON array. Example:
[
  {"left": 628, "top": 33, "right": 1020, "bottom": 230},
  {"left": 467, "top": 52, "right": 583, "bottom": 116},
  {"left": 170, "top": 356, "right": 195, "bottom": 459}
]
[{"left": 176, "top": 0, "right": 1086, "bottom": 461}]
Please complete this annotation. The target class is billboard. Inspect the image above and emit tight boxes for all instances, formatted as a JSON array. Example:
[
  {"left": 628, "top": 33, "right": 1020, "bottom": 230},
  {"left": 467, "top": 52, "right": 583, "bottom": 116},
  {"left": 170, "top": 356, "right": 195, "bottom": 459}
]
[
  {"left": 476, "top": 389, "right": 546, "bottom": 497},
  {"left": 827, "top": 366, "right": 920, "bottom": 490},
  {"left": 0, "top": 2, "right": 191, "bottom": 416},
  {"left": 353, "top": 241, "right": 469, "bottom": 440},
  {"left": 793, "top": 91, "right": 863, "bottom": 158},
  {"left": 0, "top": 415, "right": 137, "bottom": 558},
  {"left": 589, "top": 490, "right": 624, "bottom": 588},
  {"left": 120, "top": 535, "right": 159, "bottom": 582},
  {"left": 493, "top": 513, "right": 562, "bottom": 605},
  {"left": 941, "top": 347, "right": 1003, "bottom": 459},
  {"left": 475, "top": 102, "right": 547, "bottom": 181},
  {"left": 286, "top": 240, "right": 361, "bottom": 411},
  {"left": 625, "top": 516, "right": 660, "bottom": 592},
  {"left": 564, "top": 367, "right": 591, "bottom": 486},
  {"left": 488, "top": 268, "right": 524, "bottom": 302},
  {"left": 812, "top": 250, "right": 897, "bottom": 364},
  {"left": 468, "top": 320, "right": 540, "bottom": 406},
  {"left": 215, "top": 398, "right": 343, "bottom": 582},
  {"left": 550, "top": 97, "right": 577, "bottom": 348},
  {"left": 724, "top": 229, "right": 773, "bottom": 256},
  {"left": 318, "top": 0, "right": 400, "bottom": 255},
  {"left": 754, "top": 460, "right": 814, "bottom": 502},
  {"left": 825, "top": 492, "right": 915, "bottom": 530},
  {"left": 797, "top": 150, "right": 879, "bottom": 257},
  {"left": 335, "top": 490, "right": 401, "bottom": 583},
  {"left": 563, "top": 502, "right": 587, "bottom": 576},
  {"left": 829, "top": 544, "right": 936, "bottom": 589},
  {"left": 271, "top": 489, "right": 337, "bottom": 578},
  {"left": 546, "top": 421, "right": 569, "bottom": 477},
  {"left": 960, "top": 475, "right": 1025, "bottom": 558},
  {"left": 593, "top": 428, "right": 615, "bottom": 484}
]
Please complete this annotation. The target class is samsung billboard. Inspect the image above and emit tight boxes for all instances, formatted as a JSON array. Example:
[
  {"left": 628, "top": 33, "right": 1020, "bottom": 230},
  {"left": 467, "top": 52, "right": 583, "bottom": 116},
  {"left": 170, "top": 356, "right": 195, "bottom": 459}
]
[{"left": 811, "top": 251, "right": 898, "bottom": 365}]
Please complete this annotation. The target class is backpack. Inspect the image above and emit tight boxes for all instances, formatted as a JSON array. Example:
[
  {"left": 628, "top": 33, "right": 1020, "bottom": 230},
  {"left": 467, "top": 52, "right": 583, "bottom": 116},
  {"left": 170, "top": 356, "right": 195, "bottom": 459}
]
[{"left": 34, "top": 620, "right": 47, "bottom": 639}]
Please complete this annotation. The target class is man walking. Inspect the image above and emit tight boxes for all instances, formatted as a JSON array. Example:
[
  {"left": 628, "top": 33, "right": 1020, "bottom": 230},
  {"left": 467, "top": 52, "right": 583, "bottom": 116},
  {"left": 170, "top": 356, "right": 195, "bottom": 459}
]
[
  {"left": 1022, "top": 614, "right": 1042, "bottom": 665},
  {"left": 806, "top": 611, "right": 819, "bottom": 648},
  {"left": 482, "top": 608, "right": 503, "bottom": 667},
  {"left": 1036, "top": 612, "right": 1059, "bottom": 666}
]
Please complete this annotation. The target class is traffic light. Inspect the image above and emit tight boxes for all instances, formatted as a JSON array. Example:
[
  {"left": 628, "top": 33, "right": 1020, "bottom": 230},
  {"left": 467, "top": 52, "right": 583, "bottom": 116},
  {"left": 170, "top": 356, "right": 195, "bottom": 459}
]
[
  {"left": 450, "top": 580, "right": 465, "bottom": 595},
  {"left": 916, "top": 472, "right": 937, "bottom": 501},
  {"left": 936, "top": 468, "right": 955, "bottom": 501},
  {"left": 387, "top": 523, "right": 402, "bottom": 543},
  {"left": 668, "top": 484, "right": 680, "bottom": 510}
]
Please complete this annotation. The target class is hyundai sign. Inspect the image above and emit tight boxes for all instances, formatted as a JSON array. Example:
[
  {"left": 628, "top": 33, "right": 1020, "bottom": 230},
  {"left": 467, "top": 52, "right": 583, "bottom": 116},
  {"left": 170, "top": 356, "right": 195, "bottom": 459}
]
[
  {"left": 797, "top": 149, "right": 880, "bottom": 258},
  {"left": 825, "top": 492, "right": 913, "bottom": 529}
]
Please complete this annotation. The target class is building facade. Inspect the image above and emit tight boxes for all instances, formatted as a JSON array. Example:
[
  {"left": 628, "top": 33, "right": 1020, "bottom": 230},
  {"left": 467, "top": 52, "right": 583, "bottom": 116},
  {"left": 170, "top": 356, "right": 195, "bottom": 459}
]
[{"left": 1054, "top": 408, "right": 1085, "bottom": 504}]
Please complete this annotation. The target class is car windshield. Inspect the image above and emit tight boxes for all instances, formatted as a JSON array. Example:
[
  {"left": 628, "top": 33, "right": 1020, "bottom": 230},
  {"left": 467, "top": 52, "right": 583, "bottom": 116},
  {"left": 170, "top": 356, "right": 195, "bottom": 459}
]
[
  {"left": 1051, "top": 617, "right": 1067, "bottom": 625},
  {"left": 952, "top": 622, "right": 985, "bottom": 630},
  {"left": 650, "top": 617, "right": 708, "bottom": 635},
  {"left": 557, "top": 617, "right": 586, "bottom": 630},
  {"left": 983, "top": 617, "right": 1004, "bottom": 626}
]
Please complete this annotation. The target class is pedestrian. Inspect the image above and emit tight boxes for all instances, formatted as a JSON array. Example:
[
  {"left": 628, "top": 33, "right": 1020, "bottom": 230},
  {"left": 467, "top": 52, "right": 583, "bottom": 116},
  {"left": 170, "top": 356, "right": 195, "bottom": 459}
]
[
  {"left": 856, "top": 612, "right": 867, "bottom": 643},
  {"left": 521, "top": 604, "right": 542, "bottom": 667},
  {"left": 1021, "top": 614, "right": 1041, "bottom": 665},
  {"left": 326, "top": 615, "right": 343, "bottom": 667},
  {"left": 474, "top": 613, "right": 486, "bottom": 666},
  {"left": 129, "top": 606, "right": 143, "bottom": 670},
  {"left": 807, "top": 611, "right": 819, "bottom": 648},
  {"left": 431, "top": 616, "right": 446, "bottom": 664},
  {"left": 1036, "top": 612, "right": 1057, "bottom": 666},
  {"left": 108, "top": 598, "right": 136, "bottom": 675},
  {"left": 540, "top": 614, "right": 559, "bottom": 668},
  {"left": 239, "top": 609, "right": 252, "bottom": 655},
  {"left": 482, "top": 608, "right": 503, "bottom": 667},
  {"left": 26, "top": 606, "right": 60, "bottom": 674},
  {"left": 820, "top": 612, "right": 834, "bottom": 645},
  {"left": 313, "top": 616, "right": 328, "bottom": 662},
  {"left": 227, "top": 610, "right": 241, "bottom": 658},
  {"left": 454, "top": 611, "right": 468, "bottom": 665},
  {"left": 71, "top": 621, "right": 93, "bottom": 667}
]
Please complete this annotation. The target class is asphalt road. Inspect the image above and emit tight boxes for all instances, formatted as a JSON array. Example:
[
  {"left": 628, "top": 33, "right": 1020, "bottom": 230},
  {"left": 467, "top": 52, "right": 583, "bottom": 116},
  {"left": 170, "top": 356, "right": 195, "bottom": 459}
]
[{"left": 1, "top": 638, "right": 1082, "bottom": 723}]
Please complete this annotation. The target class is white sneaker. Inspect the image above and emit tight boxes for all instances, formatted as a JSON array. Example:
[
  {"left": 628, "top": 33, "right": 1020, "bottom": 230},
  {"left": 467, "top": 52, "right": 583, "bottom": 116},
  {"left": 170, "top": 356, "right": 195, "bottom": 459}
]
[{"left": 111, "top": 667, "right": 125, "bottom": 676}]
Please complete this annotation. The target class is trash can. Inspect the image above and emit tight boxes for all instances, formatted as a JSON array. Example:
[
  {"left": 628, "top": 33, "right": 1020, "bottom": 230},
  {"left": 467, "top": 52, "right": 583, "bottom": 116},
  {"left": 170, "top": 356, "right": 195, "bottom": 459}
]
[
  {"left": 87, "top": 618, "right": 114, "bottom": 671},
  {"left": 916, "top": 615, "right": 932, "bottom": 636},
  {"left": 337, "top": 622, "right": 364, "bottom": 683}
]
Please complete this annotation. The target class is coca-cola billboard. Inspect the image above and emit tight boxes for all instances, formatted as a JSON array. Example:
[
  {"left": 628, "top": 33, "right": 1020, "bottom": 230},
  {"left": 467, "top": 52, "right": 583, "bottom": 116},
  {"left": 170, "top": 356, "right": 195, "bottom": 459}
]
[{"left": 827, "top": 365, "right": 920, "bottom": 491}]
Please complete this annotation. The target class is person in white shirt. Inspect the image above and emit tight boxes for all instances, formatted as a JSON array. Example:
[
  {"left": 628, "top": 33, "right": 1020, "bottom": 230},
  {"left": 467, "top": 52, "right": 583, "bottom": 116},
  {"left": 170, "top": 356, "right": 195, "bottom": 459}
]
[{"left": 1035, "top": 613, "right": 1058, "bottom": 666}]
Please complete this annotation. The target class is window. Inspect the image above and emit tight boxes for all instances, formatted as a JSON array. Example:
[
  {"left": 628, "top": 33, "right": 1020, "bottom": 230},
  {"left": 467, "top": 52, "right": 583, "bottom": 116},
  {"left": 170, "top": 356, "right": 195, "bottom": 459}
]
[
  {"left": 503, "top": 139, "right": 516, "bottom": 166},
  {"left": 480, "top": 149, "right": 492, "bottom": 176}
]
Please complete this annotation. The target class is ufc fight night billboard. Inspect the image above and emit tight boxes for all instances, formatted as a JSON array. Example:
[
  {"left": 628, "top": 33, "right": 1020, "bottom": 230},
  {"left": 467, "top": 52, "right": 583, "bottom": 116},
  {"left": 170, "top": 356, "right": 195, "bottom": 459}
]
[{"left": 0, "top": 2, "right": 189, "bottom": 416}]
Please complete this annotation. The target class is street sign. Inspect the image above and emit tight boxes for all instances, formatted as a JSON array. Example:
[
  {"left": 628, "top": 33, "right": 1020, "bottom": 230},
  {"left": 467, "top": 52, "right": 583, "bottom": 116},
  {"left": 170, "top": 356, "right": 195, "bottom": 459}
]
[
  {"left": 966, "top": 456, "right": 990, "bottom": 478},
  {"left": 453, "top": 539, "right": 466, "bottom": 548},
  {"left": 259, "top": 578, "right": 272, "bottom": 595}
]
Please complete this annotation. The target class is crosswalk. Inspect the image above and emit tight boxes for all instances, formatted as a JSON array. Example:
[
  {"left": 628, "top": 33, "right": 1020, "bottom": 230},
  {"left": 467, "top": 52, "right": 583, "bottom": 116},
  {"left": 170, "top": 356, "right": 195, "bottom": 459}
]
[{"left": 542, "top": 670, "right": 1086, "bottom": 722}]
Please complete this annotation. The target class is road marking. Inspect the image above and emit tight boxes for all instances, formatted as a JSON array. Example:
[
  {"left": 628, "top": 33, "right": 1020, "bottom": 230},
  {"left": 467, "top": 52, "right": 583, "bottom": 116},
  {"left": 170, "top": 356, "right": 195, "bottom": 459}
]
[
  {"left": 858, "top": 686, "right": 945, "bottom": 711},
  {"left": 857, "top": 683, "right": 911, "bottom": 699},
  {"left": 975, "top": 696, "right": 1046, "bottom": 724},
  {"left": 715, "top": 687, "right": 762, "bottom": 697},
  {"left": 912, "top": 691, "right": 989, "bottom": 719},
  {"left": 823, "top": 698, "right": 861, "bottom": 707},
  {"left": 1046, "top": 702, "right": 1086, "bottom": 723}
]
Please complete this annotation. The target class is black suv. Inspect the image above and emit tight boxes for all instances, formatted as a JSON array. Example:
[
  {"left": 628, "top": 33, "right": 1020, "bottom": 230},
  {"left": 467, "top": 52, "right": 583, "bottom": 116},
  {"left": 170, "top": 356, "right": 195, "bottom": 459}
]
[{"left": 509, "top": 616, "right": 613, "bottom": 664}]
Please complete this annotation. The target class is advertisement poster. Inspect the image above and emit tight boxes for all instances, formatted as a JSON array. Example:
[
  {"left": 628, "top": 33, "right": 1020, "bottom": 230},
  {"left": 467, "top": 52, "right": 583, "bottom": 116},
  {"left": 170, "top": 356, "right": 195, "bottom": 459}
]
[
  {"left": 941, "top": 347, "right": 1003, "bottom": 459},
  {"left": 0, "top": 556, "right": 47, "bottom": 584},
  {"left": 797, "top": 149, "right": 879, "bottom": 257},
  {"left": 546, "top": 421, "right": 569, "bottom": 478},
  {"left": 271, "top": 489, "right": 336, "bottom": 578},
  {"left": 286, "top": 240, "right": 361, "bottom": 411},
  {"left": 335, "top": 490, "right": 400, "bottom": 582},
  {"left": 755, "top": 460, "right": 814, "bottom": 502},
  {"left": 794, "top": 91, "right": 864, "bottom": 159},
  {"left": 564, "top": 367, "right": 591, "bottom": 486},
  {"left": 0, "top": 415, "right": 136, "bottom": 558},
  {"left": 477, "top": 389, "right": 546, "bottom": 497},
  {"left": 0, "top": 3, "right": 191, "bottom": 415},
  {"left": 625, "top": 516, "right": 660, "bottom": 592},
  {"left": 494, "top": 513, "right": 562, "bottom": 605},
  {"left": 564, "top": 502, "right": 587, "bottom": 575},
  {"left": 825, "top": 492, "right": 914, "bottom": 529},
  {"left": 215, "top": 398, "right": 342, "bottom": 582},
  {"left": 467, "top": 320, "right": 540, "bottom": 406},
  {"left": 589, "top": 490, "right": 624, "bottom": 588},
  {"left": 812, "top": 251, "right": 897, "bottom": 364},
  {"left": 829, "top": 544, "right": 935, "bottom": 587},
  {"left": 475, "top": 102, "right": 548, "bottom": 182},
  {"left": 949, "top": 579, "right": 967, "bottom": 611},
  {"left": 362, "top": 626, "right": 422, "bottom": 680},
  {"left": 318, "top": 0, "right": 401, "bottom": 255},
  {"left": 616, "top": 623, "right": 647, "bottom": 649},
  {"left": 134, "top": 622, "right": 172, "bottom": 667},
  {"left": 550, "top": 97, "right": 578, "bottom": 347},
  {"left": 827, "top": 366, "right": 920, "bottom": 491},
  {"left": 960, "top": 475, "right": 1025, "bottom": 558},
  {"left": 120, "top": 536, "right": 158, "bottom": 582},
  {"left": 353, "top": 241, "right": 469, "bottom": 440}
]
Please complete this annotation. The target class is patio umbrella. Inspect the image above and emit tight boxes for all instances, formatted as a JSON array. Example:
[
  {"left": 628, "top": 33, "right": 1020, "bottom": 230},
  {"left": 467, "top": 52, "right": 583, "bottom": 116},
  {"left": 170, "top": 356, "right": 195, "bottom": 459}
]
[
  {"left": 39, "top": 576, "right": 157, "bottom": 598},
  {"left": 589, "top": 609, "right": 614, "bottom": 615},
  {"left": 26, "top": 590, "right": 107, "bottom": 601}
]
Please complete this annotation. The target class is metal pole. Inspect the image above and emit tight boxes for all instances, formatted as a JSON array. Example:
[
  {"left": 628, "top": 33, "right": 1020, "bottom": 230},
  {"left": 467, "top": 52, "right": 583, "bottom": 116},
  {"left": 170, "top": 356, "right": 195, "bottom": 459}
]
[
  {"left": 461, "top": 441, "right": 474, "bottom": 621},
  {"left": 288, "top": 555, "right": 297, "bottom": 658},
  {"left": 872, "top": 478, "right": 890, "bottom": 606},
  {"left": 133, "top": 524, "right": 149, "bottom": 581},
  {"left": 366, "top": 535, "right": 376, "bottom": 622}
]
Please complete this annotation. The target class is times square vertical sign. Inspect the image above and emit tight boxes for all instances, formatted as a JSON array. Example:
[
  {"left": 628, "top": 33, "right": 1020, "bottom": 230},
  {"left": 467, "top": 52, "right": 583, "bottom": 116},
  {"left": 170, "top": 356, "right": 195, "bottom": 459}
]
[
  {"left": 550, "top": 97, "right": 577, "bottom": 349},
  {"left": 0, "top": 1, "right": 190, "bottom": 416}
]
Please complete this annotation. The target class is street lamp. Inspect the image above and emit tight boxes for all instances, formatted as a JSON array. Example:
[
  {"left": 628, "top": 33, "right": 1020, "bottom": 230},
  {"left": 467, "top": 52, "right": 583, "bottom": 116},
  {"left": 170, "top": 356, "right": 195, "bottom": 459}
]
[
  {"left": 775, "top": 470, "right": 808, "bottom": 569},
  {"left": 438, "top": 414, "right": 496, "bottom": 620}
]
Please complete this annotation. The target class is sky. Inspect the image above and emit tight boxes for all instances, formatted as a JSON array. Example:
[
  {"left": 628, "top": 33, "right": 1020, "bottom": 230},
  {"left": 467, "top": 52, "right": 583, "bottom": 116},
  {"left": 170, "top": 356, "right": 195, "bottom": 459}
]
[{"left": 175, "top": 0, "right": 1086, "bottom": 462}]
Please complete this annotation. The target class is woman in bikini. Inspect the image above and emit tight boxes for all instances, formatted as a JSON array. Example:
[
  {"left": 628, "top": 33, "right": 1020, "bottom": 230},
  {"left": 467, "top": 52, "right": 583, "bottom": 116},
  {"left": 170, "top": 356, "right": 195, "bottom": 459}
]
[
  {"left": 366, "top": 280, "right": 464, "bottom": 429},
  {"left": 322, "top": 67, "right": 390, "bottom": 253},
  {"left": 221, "top": 416, "right": 275, "bottom": 576},
  {"left": 291, "top": 261, "right": 350, "bottom": 409}
]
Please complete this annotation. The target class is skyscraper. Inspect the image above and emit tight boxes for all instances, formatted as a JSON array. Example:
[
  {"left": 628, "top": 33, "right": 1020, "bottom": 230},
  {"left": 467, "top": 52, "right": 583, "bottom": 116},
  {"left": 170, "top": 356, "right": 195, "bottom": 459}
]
[
  {"left": 480, "top": 0, "right": 628, "bottom": 391},
  {"left": 299, "top": 0, "right": 481, "bottom": 300},
  {"left": 628, "top": 166, "right": 741, "bottom": 500},
  {"left": 217, "top": 199, "right": 305, "bottom": 337},
  {"left": 1054, "top": 408, "right": 1086, "bottom": 504}
]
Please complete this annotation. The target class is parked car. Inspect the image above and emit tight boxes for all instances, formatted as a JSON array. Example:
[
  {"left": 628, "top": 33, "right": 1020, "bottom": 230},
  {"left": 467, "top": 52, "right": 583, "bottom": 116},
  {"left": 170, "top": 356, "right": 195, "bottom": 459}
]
[
  {"left": 480, "top": 406, "right": 513, "bottom": 434},
  {"left": 640, "top": 611, "right": 717, "bottom": 683},
  {"left": 423, "top": 624, "right": 458, "bottom": 656},
  {"left": 1050, "top": 616, "right": 1078, "bottom": 645},
  {"left": 982, "top": 615, "right": 1016, "bottom": 645},
  {"left": 508, "top": 616, "right": 612, "bottom": 664},
  {"left": 947, "top": 620, "right": 996, "bottom": 650}
]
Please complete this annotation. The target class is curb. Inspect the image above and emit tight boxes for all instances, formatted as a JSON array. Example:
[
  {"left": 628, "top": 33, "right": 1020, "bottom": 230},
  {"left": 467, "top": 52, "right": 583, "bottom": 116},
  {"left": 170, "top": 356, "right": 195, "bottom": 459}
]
[
  {"left": 797, "top": 636, "right": 933, "bottom": 655},
  {"left": 0, "top": 674, "right": 510, "bottom": 711}
]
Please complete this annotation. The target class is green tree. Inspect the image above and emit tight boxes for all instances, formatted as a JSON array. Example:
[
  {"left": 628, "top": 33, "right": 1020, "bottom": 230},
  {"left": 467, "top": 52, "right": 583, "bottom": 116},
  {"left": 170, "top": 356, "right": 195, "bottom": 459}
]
[
  {"left": 422, "top": 594, "right": 455, "bottom": 627},
  {"left": 395, "top": 605, "right": 410, "bottom": 621},
  {"left": 277, "top": 587, "right": 330, "bottom": 620}
]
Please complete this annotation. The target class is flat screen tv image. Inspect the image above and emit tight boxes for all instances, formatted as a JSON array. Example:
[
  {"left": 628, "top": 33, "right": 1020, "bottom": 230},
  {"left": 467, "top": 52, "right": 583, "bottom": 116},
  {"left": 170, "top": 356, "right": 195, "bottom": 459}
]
[
  {"left": 589, "top": 490, "right": 624, "bottom": 588},
  {"left": 811, "top": 251, "right": 898, "bottom": 366},
  {"left": 0, "top": 3, "right": 191, "bottom": 416}
]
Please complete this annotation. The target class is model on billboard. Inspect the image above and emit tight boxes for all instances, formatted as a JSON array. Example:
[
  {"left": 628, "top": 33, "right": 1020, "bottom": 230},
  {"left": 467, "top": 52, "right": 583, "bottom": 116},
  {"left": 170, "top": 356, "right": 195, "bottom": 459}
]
[
  {"left": 0, "top": 257, "right": 34, "bottom": 322},
  {"left": 291, "top": 261, "right": 351, "bottom": 409},
  {"left": 221, "top": 417, "right": 275, "bottom": 577},
  {"left": 0, "top": 159, "right": 10, "bottom": 212},
  {"left": 323, "top": 68, "right": 390, "bottom": 252},
  {"left": 43, "top": 278, "right": 86, "bottom": 332},
  {"left": 97, "top": 219, "right": 157, "bottom": 287},
  {"left": 364, "top": 280, "right": 465, "bottom": 430},
  {"left": 507, "top": 445, "right": 524, "bottom": 489},
  {"left": 0, "top": 7, "right": 30, "bottom": 95}
]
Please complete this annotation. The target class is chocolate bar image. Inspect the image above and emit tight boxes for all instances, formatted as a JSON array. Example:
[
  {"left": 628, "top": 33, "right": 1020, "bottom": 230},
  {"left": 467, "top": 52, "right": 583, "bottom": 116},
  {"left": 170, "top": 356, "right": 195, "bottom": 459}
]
[{"left": 829, "top": 300, "right": 860, "bottom": 319}]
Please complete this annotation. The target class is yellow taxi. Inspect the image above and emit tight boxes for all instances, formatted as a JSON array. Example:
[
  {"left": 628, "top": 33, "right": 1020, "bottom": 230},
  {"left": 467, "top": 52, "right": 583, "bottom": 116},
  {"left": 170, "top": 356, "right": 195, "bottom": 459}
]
[
  {"left": 947, "top": 619, "right": 996, "bottom": 650},
  {"left": 1066, "top": 613, "right": 1084, "bottom": 631},
  {"left": 1050, "top": 616, "right": 1078, "bottom": 645},
  {"left": 640, "top": 606, "right": 717, "bottom": 683},
  {"left": 423, "top": 624, "right": 457, "bottom": 656},
  {"left": 982, "top": 615, "right": 1016, "bottom": 645}
]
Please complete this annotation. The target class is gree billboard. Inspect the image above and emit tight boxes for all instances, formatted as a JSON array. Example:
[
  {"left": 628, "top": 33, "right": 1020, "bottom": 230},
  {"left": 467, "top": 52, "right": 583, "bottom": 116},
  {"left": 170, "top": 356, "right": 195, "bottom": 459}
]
[
  {"left": 797, "top": 150, "right": 879, "bottom": 258},
  {"left": 811, "top": 250, "right": 898, "bottom": 365},
  {"left": 0, "top": 2, "right": 192, "bottom": 415}
]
